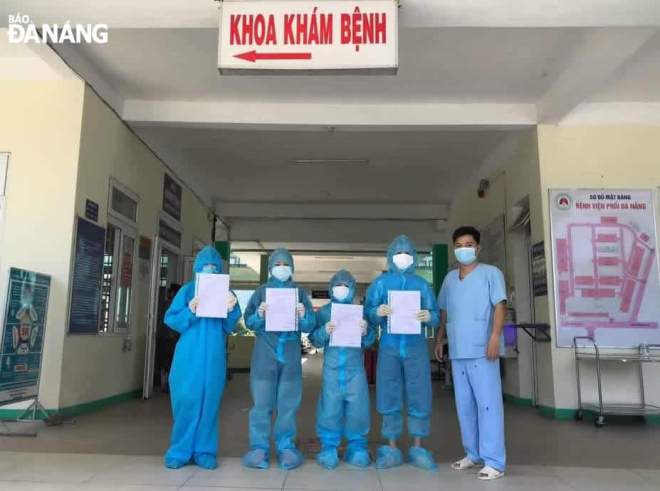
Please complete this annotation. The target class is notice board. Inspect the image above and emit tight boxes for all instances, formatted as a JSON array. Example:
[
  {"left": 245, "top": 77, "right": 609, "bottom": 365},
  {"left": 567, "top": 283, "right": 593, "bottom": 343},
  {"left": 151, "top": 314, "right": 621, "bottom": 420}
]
[
  {"left": 0, "top": 268, "right": 51, "bottom": 404},
  {"left": 549, "top": 189, "right": 660, "bottom": 348},
  {"left": 69, "top": 217, "right": 105, "bottom": 334}
]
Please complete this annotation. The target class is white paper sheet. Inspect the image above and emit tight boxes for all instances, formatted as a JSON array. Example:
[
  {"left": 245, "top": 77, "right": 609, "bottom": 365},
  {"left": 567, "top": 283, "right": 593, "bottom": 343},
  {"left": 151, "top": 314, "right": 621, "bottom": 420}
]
[
  {"left": 195, "top": 273, "right": 230, "bottom": 318},
  {"left": 388, "top": 290, "right": 421, "bottom": 335},
  {"left": 266, "top": 287, "right": 298, "bottom": 332},
  {"left": 330, "top": 303, "right": 363, "bottom": 348}
]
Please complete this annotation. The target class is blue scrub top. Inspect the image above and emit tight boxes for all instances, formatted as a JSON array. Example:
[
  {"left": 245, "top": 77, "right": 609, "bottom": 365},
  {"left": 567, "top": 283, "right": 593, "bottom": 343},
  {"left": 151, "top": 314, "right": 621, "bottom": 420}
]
[{"left": 438, "top": 263, "right": 507, "bottom": 360}]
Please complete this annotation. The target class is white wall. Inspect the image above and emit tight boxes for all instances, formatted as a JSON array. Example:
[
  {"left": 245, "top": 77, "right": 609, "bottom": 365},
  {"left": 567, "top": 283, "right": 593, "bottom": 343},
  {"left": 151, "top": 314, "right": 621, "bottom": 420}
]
[
  {"left": 0, "top": 80, "right": 85, "bottom": 409},
  {"left": 56, "top": 86, "right": 215, "bottom": 408},
  {"left": 536, "top": 125, "right": 660, "bottom": 410}
]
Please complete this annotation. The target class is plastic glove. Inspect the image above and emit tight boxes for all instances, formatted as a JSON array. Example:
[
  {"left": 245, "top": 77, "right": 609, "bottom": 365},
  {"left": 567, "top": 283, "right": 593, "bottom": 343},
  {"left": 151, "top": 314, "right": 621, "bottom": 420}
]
[
  {"left": 326, "top": 322, "right": 336, "bottom": 335},
  {"left": 416, "top": 310, "right": 431, "bottom": 322},
  {"left": 377, "top": 304, "right": 392, "bottom": 317},
  {"left": 257, "top": 302, "right": 267, "bottom": 318},
  {"left": 297, "top": 302, "right": 306, "bottom": 319},
  {"left": 227, "top": 292, "right": 238, "bottom": 311},
  {"left": 188, "top": 297, "right": 199, "bottom": 314},
  {"left": 360, "top": 319, "right": 368, "bottom": 336}
]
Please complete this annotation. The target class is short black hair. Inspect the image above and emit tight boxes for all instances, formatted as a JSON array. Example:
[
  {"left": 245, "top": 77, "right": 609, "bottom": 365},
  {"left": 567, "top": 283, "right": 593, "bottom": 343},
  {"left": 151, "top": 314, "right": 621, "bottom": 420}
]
[{"left": 452, "top": 226, "right": 480, "bottom": 244}]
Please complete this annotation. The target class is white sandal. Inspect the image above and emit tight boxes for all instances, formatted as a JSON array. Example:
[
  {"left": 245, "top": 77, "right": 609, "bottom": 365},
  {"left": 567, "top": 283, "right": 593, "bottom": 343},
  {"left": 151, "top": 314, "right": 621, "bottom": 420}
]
[
  {"left": 477, "top": 465, "right": 504, "bottom": 480},
  {"left": 451, "top": 457, "right": 477, "bottom": 470}
]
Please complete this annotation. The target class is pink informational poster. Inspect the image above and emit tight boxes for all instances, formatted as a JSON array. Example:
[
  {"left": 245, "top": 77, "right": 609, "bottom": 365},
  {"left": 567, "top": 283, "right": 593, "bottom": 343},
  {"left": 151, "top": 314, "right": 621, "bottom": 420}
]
[{"left": 549, "top": 189, "right": 660, "bottom": 348}]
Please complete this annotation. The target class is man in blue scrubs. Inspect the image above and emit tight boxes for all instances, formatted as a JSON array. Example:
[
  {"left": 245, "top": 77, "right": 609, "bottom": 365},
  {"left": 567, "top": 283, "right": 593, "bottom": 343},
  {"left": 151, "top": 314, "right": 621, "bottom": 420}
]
[{"left": 435, "top": 226, "right": 507, "bottom": 480}]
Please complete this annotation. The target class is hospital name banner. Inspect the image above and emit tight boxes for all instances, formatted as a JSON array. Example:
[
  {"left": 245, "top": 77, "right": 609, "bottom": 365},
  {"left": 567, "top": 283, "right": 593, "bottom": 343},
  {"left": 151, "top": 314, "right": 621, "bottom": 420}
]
[
  {"left": 218, "top": 0, "right": 398, "bottom": 74},
  {"left": 0, "top": 268, "right": 51, "bottom": 404},
  {"left": 549, "top": 189, "right": 660, "bottom": 348}
]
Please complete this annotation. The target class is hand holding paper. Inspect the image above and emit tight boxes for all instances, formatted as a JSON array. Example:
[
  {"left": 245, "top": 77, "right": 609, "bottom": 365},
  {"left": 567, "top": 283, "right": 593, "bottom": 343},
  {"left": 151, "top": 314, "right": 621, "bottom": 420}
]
[
  {"left": 257, "top": 302, "right": 267, "bottom": 318},
  {"left": 326, "top": 321, "right": 336, "bottom": 335},
  {"left": 360, "top": 319, "right": 368, "bottom": 336},
  {"left": 188, "top": 298, "right": 199, "bottom": 314},
  {"left": 297, "top": 302, "right": 306, "bottom": 319},
  {"left": 377, "top": 304, "right": 392, "bottom": 317},
  {"left": 227, "top": 292, "right": 238, "bottom": 311}
]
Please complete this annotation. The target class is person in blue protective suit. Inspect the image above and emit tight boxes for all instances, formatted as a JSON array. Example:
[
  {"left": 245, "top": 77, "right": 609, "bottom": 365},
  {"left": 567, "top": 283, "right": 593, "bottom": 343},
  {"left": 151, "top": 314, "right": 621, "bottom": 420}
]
[
  {"left": 365, "top": 235, "right": 440, "bottom": 471},
  {"left": 309, "top": 269, "right": 377, "bottom": 470},
  {"left": 242, "top": 248, "right": 315, "bottom": 470},
  {"left": 163, "top": 245, "right": 242, "bottom": 470},
  {"left": 435, "top": 226, "right": 507, "bottom": 481}
]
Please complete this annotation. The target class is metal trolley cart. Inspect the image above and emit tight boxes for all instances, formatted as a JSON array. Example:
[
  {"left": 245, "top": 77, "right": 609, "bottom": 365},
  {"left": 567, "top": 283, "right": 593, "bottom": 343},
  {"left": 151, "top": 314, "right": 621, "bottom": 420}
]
[{"left": 573, "top": 336, "right": 660, "bottom": 427}]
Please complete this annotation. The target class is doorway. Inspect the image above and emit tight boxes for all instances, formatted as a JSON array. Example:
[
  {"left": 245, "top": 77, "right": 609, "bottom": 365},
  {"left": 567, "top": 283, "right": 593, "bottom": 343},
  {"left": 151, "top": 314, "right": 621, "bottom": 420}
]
[{"left": 143, "top": 239, "right": 181, "bottom": 399}]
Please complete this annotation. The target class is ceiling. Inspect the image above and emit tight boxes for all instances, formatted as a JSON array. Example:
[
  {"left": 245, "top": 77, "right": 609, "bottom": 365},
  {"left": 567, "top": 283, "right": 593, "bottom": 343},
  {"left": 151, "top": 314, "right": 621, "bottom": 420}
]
[
  {"left": 134, "top": 125, "right": 513, "bottom": 205},
  {"left": 72, "top": 27, "right": 576, "bottom": 104},
  {"left": 2, "top": 1, "right": 659, "bottom": 250}
]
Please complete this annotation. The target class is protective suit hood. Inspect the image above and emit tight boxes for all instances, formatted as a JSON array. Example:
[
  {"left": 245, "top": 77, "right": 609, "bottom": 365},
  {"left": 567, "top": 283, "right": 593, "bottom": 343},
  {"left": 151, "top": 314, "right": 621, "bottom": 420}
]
[
  {"left": 387, "top": 235, "right": 418, "bottom": 274},
  {"left": 329, "top": 269, "right": 356, "bottom": 303},
  {"left": 268, "top": 248, "right": 295, "bottom": 275},
  {"left": 193, "top": 246, "right": 225, "bottom": 274}
]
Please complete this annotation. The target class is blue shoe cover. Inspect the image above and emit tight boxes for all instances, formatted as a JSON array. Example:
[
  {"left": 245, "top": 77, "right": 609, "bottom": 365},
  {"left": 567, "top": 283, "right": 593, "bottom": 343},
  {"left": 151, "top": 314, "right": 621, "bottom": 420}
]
[
  {"left": 278, "top": 447, "right": 304, "bottom": 470},
  {"left": 242, "top": 448, "right": 269, "bottom": 469},
  {"left": 164, "top": 456, "right": 187, "bottom": 469},
  {"left": 316, "top": 447, "right": 339, "bottom": 470},
  {"left": 374, "top": 446, "right": 403, "bottom": 469},
  {"left": 345, "top": 446, "right": 371, "bottom": 468},
  {"left": 408, "top": 446, "right": 438, "bottom": 471},
  {"left": 194, "top": 453, "right": 218, "bottom": 470}
]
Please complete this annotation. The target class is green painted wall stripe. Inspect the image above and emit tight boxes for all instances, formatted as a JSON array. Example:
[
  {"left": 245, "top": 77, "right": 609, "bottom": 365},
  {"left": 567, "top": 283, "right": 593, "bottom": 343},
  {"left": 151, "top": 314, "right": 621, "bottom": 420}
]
[
  {"left": 503, "top": 393, "right": 533, "bottom": 407},
  {"left": 0, "top": 390, "right": 141, "bottom": 421},
  {"left": 432, "top": 244, "right": 449, "bottom": 297},
  {"left": 260, "top": 254, "right": 269, "bottom": 283},
  {"left": 214, "top": 241, "right": 231, "bottom": 264}
]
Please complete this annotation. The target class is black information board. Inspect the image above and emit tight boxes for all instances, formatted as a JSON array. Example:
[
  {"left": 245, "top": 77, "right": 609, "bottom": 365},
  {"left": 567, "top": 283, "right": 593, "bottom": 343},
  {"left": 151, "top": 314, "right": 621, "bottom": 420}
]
[
  {"left": 163, "top": 173, "right": 182, "bottom": 221},
  {"left": 85, "top": 199, "right": 99, "bottom": 222},
  {"left": 531, "top": 241, "right": 548, "bottom": 297},
  {"left": 69, "top": 217, "right": 105, "bottom": 333}
]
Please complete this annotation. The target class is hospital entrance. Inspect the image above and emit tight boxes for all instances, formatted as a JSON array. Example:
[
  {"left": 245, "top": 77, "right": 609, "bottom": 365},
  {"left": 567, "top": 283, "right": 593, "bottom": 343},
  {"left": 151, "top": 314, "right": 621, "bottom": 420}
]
[{"left": 1, "top": 1, "right": 660, "bottom": 489}]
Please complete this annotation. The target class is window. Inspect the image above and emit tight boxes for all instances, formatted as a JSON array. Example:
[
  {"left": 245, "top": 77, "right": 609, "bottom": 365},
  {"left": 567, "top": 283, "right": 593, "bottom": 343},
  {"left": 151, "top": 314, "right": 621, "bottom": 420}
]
[
  {"left": 111, "top": 186, "right": 138, "bottom": 223},
  {"left": 158, "top": 218, "right": 181, "bottom": 249},
  {"left": 99, "top": 222, "right": 136, "bottom": 333},
  {"left": 100, "top": 179, "right": 139, "bottom": 334}
]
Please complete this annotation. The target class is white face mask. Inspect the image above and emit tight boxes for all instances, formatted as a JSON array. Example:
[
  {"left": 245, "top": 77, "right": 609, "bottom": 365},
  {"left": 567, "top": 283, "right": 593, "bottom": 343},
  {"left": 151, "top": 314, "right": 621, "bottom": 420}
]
[
  {"left": 271, "top": 265, "right": 292, "bottom": 282},
  {"left": 332, "top": 285, "right": 350, "bottom": 301},
  {"left": 393, "top": 253, "right": 414, "bottom": 271}
]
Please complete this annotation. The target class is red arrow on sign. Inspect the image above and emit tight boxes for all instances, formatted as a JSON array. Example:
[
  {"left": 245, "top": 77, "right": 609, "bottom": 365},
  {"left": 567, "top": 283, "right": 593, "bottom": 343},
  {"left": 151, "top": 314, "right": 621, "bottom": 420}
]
[{"left": 234, "top": 50, "right": 313, "bottom": 63}]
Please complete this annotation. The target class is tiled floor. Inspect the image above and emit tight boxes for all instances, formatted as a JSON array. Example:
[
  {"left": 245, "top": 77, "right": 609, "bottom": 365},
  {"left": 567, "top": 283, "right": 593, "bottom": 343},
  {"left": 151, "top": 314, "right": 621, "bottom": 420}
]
[
  {"left": 2, "top": 355, "right": 659, "bottom": 469},
  {"left": 0, "top": 452, "right": 658, "bottom": 491}
]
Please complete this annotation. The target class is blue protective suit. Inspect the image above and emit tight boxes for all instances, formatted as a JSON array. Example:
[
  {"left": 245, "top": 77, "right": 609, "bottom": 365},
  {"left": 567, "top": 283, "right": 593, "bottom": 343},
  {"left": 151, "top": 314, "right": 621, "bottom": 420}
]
[
  {"left": 243, "top": 248, "right": 315, "bottom": 469},
  {"left": 309, "top": 270, "right": 376, "bottom": 468},
  {"left": 164, "top": 246, "right": 241, "bottom": 468},
  {"left": 365, "top": 235, "right": 440, "bottom": 442}
]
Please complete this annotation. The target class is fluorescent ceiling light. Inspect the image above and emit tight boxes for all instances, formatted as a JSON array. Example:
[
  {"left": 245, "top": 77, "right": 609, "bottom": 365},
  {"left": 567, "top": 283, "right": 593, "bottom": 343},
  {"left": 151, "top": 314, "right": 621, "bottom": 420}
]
[{"left": 293, "top": 159, "right": 369, "bottom": 165}]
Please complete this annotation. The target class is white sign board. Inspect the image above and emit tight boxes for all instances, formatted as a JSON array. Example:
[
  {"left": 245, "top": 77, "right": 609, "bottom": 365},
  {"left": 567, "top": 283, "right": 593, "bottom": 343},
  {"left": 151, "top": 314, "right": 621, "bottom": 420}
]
[
  {"left": 549, "top": 189, "right": 660, "bottom": 348},
  {"left": 218, "top": 0, "right": 398, "bottom": 74}
]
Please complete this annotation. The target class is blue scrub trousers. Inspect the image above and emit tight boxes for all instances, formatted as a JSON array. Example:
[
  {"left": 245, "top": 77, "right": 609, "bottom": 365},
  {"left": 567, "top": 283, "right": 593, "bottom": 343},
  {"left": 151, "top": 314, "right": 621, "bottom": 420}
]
[{"left": 451, "top": 357, "right": 506, "bottom": 471}]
